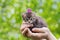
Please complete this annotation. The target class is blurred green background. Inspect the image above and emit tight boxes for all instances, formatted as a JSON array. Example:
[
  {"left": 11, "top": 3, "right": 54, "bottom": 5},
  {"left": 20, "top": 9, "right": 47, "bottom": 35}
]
[{"left": 0, "top": 0, "right": 60, "bottom": 40}]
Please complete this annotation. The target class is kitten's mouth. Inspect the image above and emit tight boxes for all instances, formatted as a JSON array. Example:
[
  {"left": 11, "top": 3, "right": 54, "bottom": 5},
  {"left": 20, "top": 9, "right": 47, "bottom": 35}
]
[
  {"left": 29, "top": 21, "right": 33, "bottom": 24},
  {"left": 28, "top": 21, "right": 32, "bottom": 23}
]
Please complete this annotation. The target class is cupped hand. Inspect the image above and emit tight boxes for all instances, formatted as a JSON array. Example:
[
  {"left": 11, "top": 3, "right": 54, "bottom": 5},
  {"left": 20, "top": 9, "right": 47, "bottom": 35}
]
[{"left": 20, "top": 21, "right": 56, "bottom": 40}]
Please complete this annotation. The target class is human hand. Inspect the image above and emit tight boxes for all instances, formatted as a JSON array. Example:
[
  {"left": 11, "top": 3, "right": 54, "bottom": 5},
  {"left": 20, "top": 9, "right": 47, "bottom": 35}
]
[
  {"left": 20, "top": 21, "right": 33, "bottom": 36},
  {"left": 20, "top": 21, "right": 57, "bottom": 40}
]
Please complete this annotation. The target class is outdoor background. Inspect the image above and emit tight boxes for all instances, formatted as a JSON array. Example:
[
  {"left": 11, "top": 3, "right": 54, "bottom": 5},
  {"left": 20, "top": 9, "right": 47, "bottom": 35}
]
[{"left": 0, "top": 0, "right": 60, "bottom": 40}]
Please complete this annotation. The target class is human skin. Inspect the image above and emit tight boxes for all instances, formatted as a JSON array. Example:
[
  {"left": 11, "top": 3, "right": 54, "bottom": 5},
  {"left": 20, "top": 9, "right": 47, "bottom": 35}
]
[{"left": 20, "top": 21, "right": 57, "bottom": 40}]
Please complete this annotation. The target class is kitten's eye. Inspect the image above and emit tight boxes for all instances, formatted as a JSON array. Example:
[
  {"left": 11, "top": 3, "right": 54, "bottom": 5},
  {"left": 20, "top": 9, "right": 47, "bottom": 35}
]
[
  {"left": 30, "top": 18, "right": 32, "bottom": 20},
  {"left": 24, "top": 18, "right": 27, "bottom": 22},
  {"left": 26, "top": 18, "right": 29, "bottom": 21}
]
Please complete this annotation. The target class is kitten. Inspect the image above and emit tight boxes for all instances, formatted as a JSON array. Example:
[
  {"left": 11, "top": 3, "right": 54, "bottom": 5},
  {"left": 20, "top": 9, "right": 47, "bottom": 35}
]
[{"left": 22, "top": 8, "right": 47, "bottom": 32}]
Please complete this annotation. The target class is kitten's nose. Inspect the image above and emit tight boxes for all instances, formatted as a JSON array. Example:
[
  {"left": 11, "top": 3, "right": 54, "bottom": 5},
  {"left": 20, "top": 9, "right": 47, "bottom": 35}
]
[
  {"left": 28, "top": 20, "right": 33, "bottom": 24},
  {"left": 28, "top": 20, "right": 30, "bottom": 23}
]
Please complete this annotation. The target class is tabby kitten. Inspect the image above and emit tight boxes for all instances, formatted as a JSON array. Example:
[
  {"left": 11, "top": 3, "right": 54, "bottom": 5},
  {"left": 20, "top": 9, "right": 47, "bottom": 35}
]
[{"left": 22, "top": 8, "right": 47, "bottom": 32}]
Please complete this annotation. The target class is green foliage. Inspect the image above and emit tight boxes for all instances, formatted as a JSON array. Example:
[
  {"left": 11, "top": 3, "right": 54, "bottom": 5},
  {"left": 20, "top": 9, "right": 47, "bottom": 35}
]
[{"left": 0, "top": 0, "right": 60, "bottom": 40}]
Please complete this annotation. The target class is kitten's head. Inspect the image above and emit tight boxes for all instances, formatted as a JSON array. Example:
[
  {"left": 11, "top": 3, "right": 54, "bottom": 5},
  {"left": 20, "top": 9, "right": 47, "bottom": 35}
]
[
  {"left": 22, "top": 8, "right": 37, "bottom": 24},
  {"left": 22, "top": 9, "right": 36, "bottom": 24},
  {"left": 26, "top": 8, "right": 32, "bottom": 18},
  {"left": 22, "top": 13, "right": 36, "bottom": 23}
]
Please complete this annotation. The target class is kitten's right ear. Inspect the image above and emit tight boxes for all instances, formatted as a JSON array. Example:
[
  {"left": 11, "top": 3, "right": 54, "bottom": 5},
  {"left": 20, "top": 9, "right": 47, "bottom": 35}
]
[
  {"left": 22, "top": 13, "right": 26, "bottom": 20},
  {"left": 22, "top": 13, "right": 25, "bottom": 18},
  {"left": 22, "top": 13, "right": 24, "bottom": 18}
]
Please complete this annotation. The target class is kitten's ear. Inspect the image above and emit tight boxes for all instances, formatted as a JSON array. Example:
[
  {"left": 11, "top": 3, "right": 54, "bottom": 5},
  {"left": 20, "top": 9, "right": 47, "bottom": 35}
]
[
  {"left": 22, "top": 13, "right": 24, "bottom": 18},
  {"left": 22, "top": 13, "right": 25, "bottom": 21},
  {"left": 22, "top": 13, "right": 26, "bottom": 18}
]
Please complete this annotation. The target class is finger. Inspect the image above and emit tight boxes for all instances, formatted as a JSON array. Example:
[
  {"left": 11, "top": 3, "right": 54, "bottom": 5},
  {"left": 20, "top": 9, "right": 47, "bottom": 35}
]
[
  {"left": 32, "top": 28, "right": 45, "bottom": 33},
  {"left": 28, "top": 28, "right": 32, "bottom": 34},
  {"left": 20, "top": 24, "right": 33, "bottom": 32},
  {"left": 26, "top": 28, "right": 32, "bottom": 37},
  {"left": 38, "top": 33, "right": 48, "bottom": 39},
  {"left": 22, "top": 28, "right": 28, "bottom": 36},
  {"left": 30, "top": 33, "right": 41, "bottom": 38},
  {"left": 26, "top": 32, "right": 41, "bottom": 38},
  {"left": 31, "top": 33, "right": 47, "bottom": 39}
]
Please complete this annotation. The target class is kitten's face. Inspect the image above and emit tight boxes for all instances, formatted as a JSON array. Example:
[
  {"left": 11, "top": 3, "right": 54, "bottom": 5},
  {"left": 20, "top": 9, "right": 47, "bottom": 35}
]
[
  {"left": 22, "top": 13, "right": 36, "bottom": 24},
  {"left": 25, "top": 17, "right": 36, "bottom": 24}
]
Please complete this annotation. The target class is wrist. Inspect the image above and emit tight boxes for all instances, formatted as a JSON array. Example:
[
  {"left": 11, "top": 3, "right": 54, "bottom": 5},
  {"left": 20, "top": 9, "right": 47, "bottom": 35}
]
[{"left": 47, "top": 32, "right": 56, "bottom": 40}]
